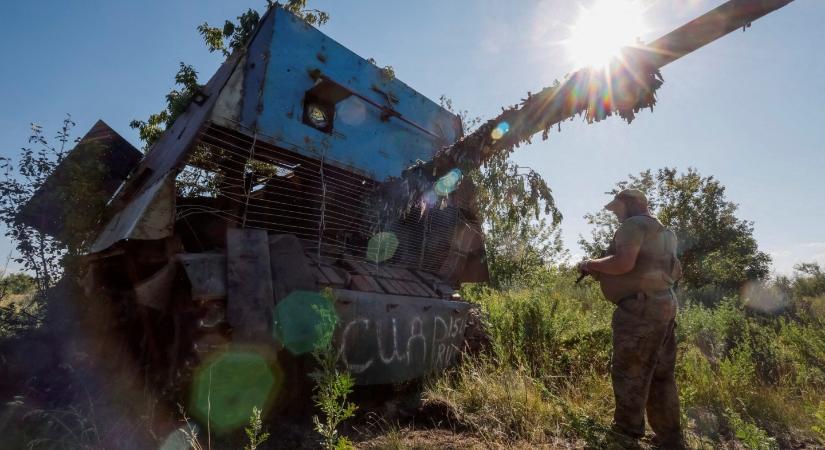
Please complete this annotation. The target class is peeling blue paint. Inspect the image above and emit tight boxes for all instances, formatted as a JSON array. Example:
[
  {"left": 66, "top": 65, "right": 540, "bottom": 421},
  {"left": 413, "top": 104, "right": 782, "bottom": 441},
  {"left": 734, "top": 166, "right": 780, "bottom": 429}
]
[{"left": 217, "top": 7, "right": 461, "bottom": 181}]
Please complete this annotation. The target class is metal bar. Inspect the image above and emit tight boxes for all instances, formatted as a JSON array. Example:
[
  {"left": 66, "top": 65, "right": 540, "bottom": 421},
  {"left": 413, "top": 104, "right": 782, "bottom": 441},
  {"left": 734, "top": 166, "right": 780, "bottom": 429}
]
[{"left": 640, "top": 0, "right": 795, "bottom": 69}]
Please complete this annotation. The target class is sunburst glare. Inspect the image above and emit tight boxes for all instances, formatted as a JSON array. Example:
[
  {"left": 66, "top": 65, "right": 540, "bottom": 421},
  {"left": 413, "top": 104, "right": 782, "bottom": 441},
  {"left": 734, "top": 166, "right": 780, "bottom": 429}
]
[{"left": 566, "top": 0, "right": 648, "bottom": 69}]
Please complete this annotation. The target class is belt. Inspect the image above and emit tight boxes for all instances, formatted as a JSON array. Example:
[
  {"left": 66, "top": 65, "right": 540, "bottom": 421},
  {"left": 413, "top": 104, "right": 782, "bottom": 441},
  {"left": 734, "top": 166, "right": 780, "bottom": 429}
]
[{"left": 617, "top": 288, "right": 674, "bottom": 306}]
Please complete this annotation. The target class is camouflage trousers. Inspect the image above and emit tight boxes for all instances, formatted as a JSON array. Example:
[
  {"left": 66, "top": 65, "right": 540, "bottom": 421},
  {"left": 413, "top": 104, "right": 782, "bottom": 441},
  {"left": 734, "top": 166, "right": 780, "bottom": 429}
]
[{"left": 610, "top": 289, "right": 681, "bottom": 441}]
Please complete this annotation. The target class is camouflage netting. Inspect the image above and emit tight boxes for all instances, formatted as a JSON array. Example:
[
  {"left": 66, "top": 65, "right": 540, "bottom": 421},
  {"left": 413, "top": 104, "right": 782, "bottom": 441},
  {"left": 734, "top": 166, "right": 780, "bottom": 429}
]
[{"left": 377, "top": 51, "right": 664, "bottom": 219}]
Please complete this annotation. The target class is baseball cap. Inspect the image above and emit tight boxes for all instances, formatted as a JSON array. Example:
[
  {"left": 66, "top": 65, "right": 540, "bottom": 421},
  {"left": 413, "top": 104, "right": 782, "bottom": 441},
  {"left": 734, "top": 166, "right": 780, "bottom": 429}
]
[{"left": 605, "top": 188, "right": 648, "bottom": 210}]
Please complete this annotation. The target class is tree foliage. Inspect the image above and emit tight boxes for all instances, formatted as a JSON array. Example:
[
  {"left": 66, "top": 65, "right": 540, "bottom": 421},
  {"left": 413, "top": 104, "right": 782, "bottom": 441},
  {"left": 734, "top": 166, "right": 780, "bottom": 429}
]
[
  {"left": 471, "top": 155, "right": 567, "bottom": 288},
  {"left": 129, "top": 63, "right": 202, "bottom": 149},
  {"left": 280, "top": 0, "right": 330, "bottom": 28},
  {"left": 440, "top": 97, "right": 566, "bottom": 288},
  {"left": 580, "top": 168, "right": 771, "bottom": 296},
  {"left": 0, "top": 273, "right": 36, "bottom": 300},
  {"left": 198, "top": 9, "right": 262, "bottom": 57},
  {"left": 776, "top": 262, "right": 825, "bottom": 301},
  {"left": 131, "top": 1, "right": 329, "bottom": 150},
  {"left": 0, "top": 117, "right": 81, "bottom": 293}
]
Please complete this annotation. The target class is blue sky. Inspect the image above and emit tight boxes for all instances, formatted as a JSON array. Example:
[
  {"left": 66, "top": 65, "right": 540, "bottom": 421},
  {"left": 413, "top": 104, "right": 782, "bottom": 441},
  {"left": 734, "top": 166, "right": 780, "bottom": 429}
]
[{"left": 1, "top": 0, "right": 823, "bottom": 274}]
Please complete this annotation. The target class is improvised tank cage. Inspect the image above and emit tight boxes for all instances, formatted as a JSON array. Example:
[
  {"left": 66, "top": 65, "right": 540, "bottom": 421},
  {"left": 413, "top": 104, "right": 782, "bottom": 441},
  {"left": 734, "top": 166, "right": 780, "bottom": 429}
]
[
  {"left": 88, "top": 5, "right": 488, "bottom": 287},
  {"left": 16, "top": 5, "right": 487, "bottom": 386}
]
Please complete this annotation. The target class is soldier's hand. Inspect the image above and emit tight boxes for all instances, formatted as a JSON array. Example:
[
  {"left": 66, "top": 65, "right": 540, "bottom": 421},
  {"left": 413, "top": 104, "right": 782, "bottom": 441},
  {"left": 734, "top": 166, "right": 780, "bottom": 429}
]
[{"left": 576, "top": 260, "right": 592, "bottom": 274}]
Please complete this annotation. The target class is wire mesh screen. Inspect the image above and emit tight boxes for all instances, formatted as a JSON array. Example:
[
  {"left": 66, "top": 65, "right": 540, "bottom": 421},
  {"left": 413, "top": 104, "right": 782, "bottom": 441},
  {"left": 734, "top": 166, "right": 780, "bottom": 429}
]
[{"left": 175, "top": 123, "right": 477, "bottom": 274}]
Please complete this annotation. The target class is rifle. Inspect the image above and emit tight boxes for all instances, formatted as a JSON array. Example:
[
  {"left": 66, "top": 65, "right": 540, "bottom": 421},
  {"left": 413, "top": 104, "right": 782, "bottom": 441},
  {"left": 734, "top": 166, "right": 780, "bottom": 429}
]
[{"left": 575, "top": 249, "right": 607, "bottom": 285}]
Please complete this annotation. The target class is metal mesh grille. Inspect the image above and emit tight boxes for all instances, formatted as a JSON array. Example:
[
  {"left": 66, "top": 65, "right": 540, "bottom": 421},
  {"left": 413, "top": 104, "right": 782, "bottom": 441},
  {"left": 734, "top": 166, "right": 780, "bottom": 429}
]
[{"left": 175, "top": 123, "right": 475, "bottom": 274}]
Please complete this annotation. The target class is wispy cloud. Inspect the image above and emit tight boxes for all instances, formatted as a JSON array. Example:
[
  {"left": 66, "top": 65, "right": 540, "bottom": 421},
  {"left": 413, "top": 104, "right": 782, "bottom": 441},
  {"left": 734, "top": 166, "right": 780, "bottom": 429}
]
[{"left": 768, "top": 243, "right": 825, "bottom": 275}]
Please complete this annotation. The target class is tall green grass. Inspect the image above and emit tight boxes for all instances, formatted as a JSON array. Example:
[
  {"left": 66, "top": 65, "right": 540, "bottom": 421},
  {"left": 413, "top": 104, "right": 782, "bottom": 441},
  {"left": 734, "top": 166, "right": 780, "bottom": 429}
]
[{"left": 425, "top": 269, "right": 825, "bottom": 448}]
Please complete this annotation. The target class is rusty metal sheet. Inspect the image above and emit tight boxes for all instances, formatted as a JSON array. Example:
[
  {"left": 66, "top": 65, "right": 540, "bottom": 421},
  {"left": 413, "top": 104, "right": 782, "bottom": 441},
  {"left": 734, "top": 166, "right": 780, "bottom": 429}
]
[
  {"left": 177, "top": 253, "right": 227, "bottom": 301},
  {"left": 413, "top": 270, "right": 455, "bottom": 298},
  {"left": 375, "top": 277, "right": 409, "bottom": 296},
  {"left": 350, "top": 274, "right": 383, "bottom": 293},
  {"left": 268, "top": 234, "right": 316, "bottom": 300},
  {"left": 16, "top": 120, "right": 142, "bottom": 239},
  {"left": 383, "top": 267, "right": 417, "bottom": 282},
  {"left": 90, "top": 174, "right": 175, "bottom": 253},
  {"left": 332, "top": 289, "right": 471, "bottom": 385},
  {"left": 399, "top": 280, "right": 432, "bottom": 298},
  {"left": 134, "top": 261, "right": 176, "bottom": 310},
  {"left": 318, "top": 265, "right": 346, "bottom": 287},
  {"left": 313, "top": 266, "right": 331, "bottom": 285},
  {"left": 226, "top": 229, "right": 274, "bottom": 341},
  {"left": 211, "top": 54, "right": 247, "bottom": 128}
]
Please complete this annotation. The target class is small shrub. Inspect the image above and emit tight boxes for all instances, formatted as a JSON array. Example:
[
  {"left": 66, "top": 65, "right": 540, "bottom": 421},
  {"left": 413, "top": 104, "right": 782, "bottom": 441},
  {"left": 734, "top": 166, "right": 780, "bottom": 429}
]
[
  {"left": 725, "top": 408, "right": 777, "bottom": 450},
  {"left": 306, "top": 291, "right": 357, "bottom": 449},
  {"left": 310, "top": 341, "right": 357, "bottom": 450},
  {"left": 244, "top": 406, "right": 270, "bottom": 450}
]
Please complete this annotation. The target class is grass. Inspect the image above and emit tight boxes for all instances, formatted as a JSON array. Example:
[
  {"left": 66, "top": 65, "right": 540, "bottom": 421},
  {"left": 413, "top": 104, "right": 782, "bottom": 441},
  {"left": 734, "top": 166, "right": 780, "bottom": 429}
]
[{"left": 423, "top": 268, "right": 825, "bottom": 448}]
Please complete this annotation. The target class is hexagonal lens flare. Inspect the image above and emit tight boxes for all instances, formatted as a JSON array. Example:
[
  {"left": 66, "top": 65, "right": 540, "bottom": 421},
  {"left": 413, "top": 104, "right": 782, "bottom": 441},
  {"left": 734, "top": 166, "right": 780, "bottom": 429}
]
[
  {"left": 434, "top": 168, "right": 463, "bottom": 196},
  {"left": 366, "top": 232, "right": 400, "bottom": 263},
  {"left": 189, "top": 349, "right": 282, "bottom": 434},
  {"left": 158, "top": 428, "right": 192, "bottom": 450},
  {"left": 273, "top": 290, "right": 338, "bottom": 355}
]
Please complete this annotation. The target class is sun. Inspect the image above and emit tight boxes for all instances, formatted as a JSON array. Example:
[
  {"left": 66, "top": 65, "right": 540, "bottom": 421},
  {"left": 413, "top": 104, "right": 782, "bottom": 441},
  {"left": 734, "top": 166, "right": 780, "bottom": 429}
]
[{"left": 566, "top": 0, "right": 648, "bottom": 69}]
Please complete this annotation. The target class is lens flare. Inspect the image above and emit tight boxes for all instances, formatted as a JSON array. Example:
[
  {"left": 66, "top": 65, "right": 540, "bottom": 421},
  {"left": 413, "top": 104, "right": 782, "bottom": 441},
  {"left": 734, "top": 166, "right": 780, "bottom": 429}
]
[
  {"left": 490, "top": 121, "right": 510, "bottom": 140},
  {"left": 741, "top": 281, "right": 789, "bottom": 314},
  {"left": 337, "top": 97, "right": 367, "bottom": 126},
  {"left": 158, "top": 428, "right": 193, "bottom": 450},
  {"left": 189, "top": 349, "right": 282, "bottom": 434},
  {"left": 434, "top": 168, "right": 463, "bottom": 197},
  {"left": 273, "top": 291, "right": 338, "bottom": 355},
  {"left": 566, "top": 0, "right": 647, "bottom": 69},
  {"left": 367, "top": 232, "right": 400, "bottom": 263}
]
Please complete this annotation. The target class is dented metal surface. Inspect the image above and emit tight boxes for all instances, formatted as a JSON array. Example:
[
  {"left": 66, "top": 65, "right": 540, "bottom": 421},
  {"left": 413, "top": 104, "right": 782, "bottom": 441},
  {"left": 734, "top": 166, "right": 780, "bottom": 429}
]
[
  {"left": 134, "top": 261, "right": 176, "bottom": 310},
  {"left": 226, "top": 228, "right": 274, "bottom": 342},
  {"left": 16, "top": 120, "right": 142, "bottom": 239},
  {"left": 177, "top": 253, "right": 227, "bottom": 301},
  {"left": 91, "top": 174, "right": 176, "bottom": 253}
]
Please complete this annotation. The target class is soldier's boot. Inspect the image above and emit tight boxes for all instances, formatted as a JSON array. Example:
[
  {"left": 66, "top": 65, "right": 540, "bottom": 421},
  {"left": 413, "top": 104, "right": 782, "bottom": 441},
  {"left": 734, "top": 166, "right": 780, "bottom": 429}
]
[
  {"left": 588, "top": 425, "right": 643, "bottom": 450},
  {"left": 650, "top": 433, "right": 688, "bottom": 450}
]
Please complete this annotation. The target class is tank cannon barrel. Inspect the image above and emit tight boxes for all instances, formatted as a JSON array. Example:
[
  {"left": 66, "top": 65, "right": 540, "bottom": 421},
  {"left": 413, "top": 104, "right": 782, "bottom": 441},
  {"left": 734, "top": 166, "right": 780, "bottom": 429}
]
[
  {"left": 642, "top": 0, "right": 794, "bottom": 69},
  {"left": 380, "top": 0, "right": 795, "bottom": 216}
]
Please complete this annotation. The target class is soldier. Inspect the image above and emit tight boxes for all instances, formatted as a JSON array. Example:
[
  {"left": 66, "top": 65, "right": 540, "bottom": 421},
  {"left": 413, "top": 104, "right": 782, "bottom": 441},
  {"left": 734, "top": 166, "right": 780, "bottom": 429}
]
[{"left": 577, "top": 189, "right": 684, "bottom": 448}]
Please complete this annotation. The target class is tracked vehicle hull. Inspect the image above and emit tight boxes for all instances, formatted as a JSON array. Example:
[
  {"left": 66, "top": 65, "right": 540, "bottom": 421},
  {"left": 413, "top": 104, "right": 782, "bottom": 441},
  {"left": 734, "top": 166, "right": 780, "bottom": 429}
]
[{"left": 70, "top": 5, "right": 487, "bottom": 391}]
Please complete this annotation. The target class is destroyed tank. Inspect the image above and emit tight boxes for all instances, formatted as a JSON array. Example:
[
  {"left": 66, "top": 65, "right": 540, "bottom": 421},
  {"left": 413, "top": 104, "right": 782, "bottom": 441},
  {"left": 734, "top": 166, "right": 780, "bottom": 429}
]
[
  {"left": 71, "top": 5, "right": 486, "bottom": 393},
  {"left": 17, "top": 0, "right": 795, "bottom": 423}
]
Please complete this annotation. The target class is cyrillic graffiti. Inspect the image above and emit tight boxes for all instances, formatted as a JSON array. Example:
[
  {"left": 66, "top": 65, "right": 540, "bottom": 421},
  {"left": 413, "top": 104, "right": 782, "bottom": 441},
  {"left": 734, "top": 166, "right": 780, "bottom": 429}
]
[{"left": 337, "top": 314, "right": 466, "bottom": 375}]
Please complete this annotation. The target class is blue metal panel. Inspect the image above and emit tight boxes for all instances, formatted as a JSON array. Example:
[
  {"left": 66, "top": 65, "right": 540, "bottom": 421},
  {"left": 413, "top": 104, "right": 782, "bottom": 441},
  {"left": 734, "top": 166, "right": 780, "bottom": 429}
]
[
  {"left": 240, "top": 7, "right": 276, "bottom": 129},
  {"left": 243, "top": 8, "right": 461, "bottom": 181}
]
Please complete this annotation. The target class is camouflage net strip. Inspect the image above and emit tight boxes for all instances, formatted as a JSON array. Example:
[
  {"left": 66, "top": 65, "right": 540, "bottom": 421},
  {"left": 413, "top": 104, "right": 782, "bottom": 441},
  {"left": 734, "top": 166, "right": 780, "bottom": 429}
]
[{"left": 377, "top": 53, "right": 664, "bottom": 219}]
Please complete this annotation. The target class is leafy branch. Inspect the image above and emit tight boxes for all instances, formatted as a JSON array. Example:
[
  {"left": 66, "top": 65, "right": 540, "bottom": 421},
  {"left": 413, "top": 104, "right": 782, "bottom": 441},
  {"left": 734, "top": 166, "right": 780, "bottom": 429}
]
[{"left": 131, "top": 1, "right": 330, "bottom": 150}]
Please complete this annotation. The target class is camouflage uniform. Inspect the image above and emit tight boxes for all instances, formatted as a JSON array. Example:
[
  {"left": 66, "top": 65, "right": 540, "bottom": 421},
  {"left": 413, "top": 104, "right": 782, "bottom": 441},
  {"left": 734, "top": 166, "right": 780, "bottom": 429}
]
[
  {"left": 611, "top": 289, "right": 680, "bottom": 441},
  {"left": 600, "top": 214, "right": 683, "bottom": 443}
]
